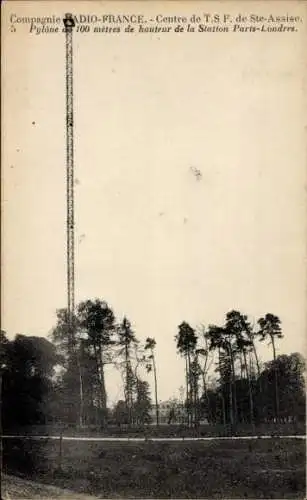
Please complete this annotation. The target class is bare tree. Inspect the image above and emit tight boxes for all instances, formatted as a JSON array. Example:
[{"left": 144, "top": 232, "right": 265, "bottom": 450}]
[{"left": 145, "top": 337, "right": 159, "bottom": 426}]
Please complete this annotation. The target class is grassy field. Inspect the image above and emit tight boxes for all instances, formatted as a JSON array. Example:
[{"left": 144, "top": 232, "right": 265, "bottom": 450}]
[
  {"left": 3, "top": 437, "right": 306, "bottom": 498},
  {"left": 6, "top": 421, "right": 305, "bottom": 437}
]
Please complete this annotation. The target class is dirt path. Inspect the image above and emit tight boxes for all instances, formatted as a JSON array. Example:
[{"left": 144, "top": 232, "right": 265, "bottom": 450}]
[{"left": 1, "top": 474, "right": 99, "bottom": 499}]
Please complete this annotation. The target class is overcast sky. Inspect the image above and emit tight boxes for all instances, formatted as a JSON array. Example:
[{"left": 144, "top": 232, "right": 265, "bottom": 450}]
[{"left": 2, "top": 1, "right": 306, "bottom": 403}]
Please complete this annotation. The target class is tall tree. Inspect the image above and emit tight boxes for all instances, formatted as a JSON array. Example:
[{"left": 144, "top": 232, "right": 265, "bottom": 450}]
[
  {"left": 207, "top": 325, "right": 230, "bottom": 425},
  {"left": 117, "top": 317, "right": 137, "bottom": 425},
  {"left": 77, "top": 299, "right": 116, "bottom": 424},
  {"left": 225, "top": 311, "right": 255, "bottom": 427},
  {"left": 196, "top": 326, "right": 215, "bottom": 423},
  {"left": 189, "top": 352, "right": 202, "bottom": 425},
  {"left": 144, "top": 337, "right": 159, "bottom": 426},
  {"left": 235, "top": 335, "right": 254, "bottom": 426},
  {"left": 51, "top": 307, "right": 98, "bottom": 426},
  {"left": 2, "top": 335, "right": 59, "bottom": 430},
  {"left": 256, "top": 352, "right": 305, "bottom": 423},
  {"left": 50, "top": 308, "right": 83, "bottom": 424},
  {"left": 257, "top": 313, "right": 283, "bottom": 422},
  {"left": 224, "top": 311, "right": 248, "bottom": 425},
  {"left": 175, "top": 322, "right": 197, "bottom": 426}
]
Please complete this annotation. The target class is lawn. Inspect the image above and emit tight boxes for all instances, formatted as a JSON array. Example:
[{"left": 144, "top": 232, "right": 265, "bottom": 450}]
[
  {"left": 7, "top": 421, "right": 305, "bottom": 437},
  {"left": 3, "top": 437, "right": 306, "bottom": 498}
]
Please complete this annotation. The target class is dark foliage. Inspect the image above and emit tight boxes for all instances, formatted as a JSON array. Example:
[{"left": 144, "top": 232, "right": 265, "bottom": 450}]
[{"left": 1, "top": 333, "right": 59, "bottom": 430}]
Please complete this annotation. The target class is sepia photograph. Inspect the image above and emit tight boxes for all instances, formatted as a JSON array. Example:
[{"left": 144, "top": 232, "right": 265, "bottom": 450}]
[{"left": 1, "top": 1, "right": 306, "bottom": 498}]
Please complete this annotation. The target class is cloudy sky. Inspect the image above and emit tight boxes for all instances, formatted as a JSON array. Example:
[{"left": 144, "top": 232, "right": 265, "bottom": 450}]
[{"left": 2, "top": 1, "right": 306, "bottom": 403}]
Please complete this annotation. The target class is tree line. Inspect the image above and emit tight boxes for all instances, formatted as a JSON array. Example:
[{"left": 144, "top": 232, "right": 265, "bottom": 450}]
[
  {"left": 175, "top": 311, "right": 305, "bottom": 427},
  {"left": 0, "top": 303, "right": 305, "bottom": 432},
  {"left": 49, "top": 299, "right": 159, "bottom": 427}
]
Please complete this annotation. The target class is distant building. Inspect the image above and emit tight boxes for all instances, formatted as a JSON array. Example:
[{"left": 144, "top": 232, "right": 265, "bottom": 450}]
[
  {"left": 149, "top": 400, "right": 186, "bottom": 424},
  {"left": 149, "top": 400, "right": 209, "bottom": 425}
]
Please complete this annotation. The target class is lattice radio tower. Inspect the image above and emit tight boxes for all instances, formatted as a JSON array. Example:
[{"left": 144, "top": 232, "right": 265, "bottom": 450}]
[
  {"left": 63, "top": 14, "right": 84, "bottom": 427},
  {"left": 63, "top": 13, "right": 75, "bottom": 353}
]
